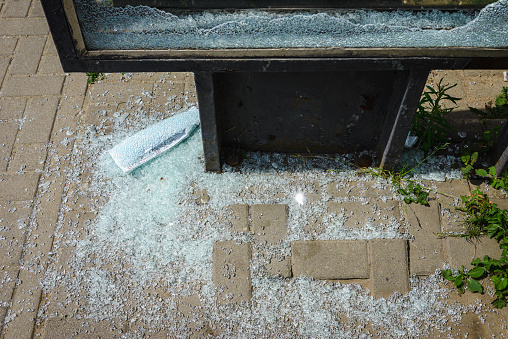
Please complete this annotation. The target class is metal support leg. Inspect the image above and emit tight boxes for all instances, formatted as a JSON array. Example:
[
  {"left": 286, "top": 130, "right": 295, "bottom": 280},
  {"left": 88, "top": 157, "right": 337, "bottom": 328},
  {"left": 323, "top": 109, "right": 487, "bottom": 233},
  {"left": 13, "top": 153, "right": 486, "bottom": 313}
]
[
  {"left": 378, "top": 68, "right": 430, "bottom": 170},
  {"left": 195, "top": 72, "right": 221, "bottom": 172}
]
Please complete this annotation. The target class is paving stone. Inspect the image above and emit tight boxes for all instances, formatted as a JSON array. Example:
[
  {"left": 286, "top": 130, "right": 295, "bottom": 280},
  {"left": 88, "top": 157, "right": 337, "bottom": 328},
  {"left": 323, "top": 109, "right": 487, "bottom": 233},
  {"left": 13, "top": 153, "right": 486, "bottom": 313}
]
[
  {"left": 251, "top": 204, "right": 288, "bottom": 243},
  {"left": 463, "top": 78, "right": 506, "bottom": 102},
  {"left": 43, "top": 317, "right": 125, "bottom": 338},
  {"left": 251, "top": 204, "right": 291, "bottom": 277},
  {"left": 8, "top": 142, "right": 47, "bottom": 172},
  {"left": 4, "top": 270, "right": 43, "bottom": 339},
  {"left": 292, "top": 240, "right": 369, "bottom": 280},
  {"left": 0, "top": 173, "right": 40, "bottom": 201},
  {"left": 62, "top": 73, "right": 88, "bottom": 98},
  {"left": 0, "top": 37, "right": 17, "bottom": 57},
  {"left": 16, "top": 97, "right": 59, "bottom": 143},
  {"left": 212, "top": 240, "right": 252, "bottom": 304},
  {"left": 0, "top": 97, "right": 26, "bottom": 120},
  {"left": 0, "top": 56, "right": 10, "bottom": 85},
  {"left": 226, "top": 204, "right": 249, "bottom": 233},
  {"left": 0, "top": 17, "right": 48, "bottom": 35},
  {"left": 0, "top": 120, "right": 18, "bottom": 171},
  {"left": 445, "top": 236, "right": 504, "bottom": 269},
  {"left": 2, "top": 74, "right": 64, "bottom": 96},
  {"left": 9, "top": 36, "right": 46, "bottom": 75},
  {"left": 0, "top": 270, "right": 18, "bottom": 301},
  {"left": 0, "top": 307, "right": 7, "bottom": 332},
  {"left": 28, "top": 0, "right": 44, "bottom": 17},
  {"left": 88, "top": 82, "right": 154, "bottom": 106},
  {"left": 1, "top": 0, "right": 31, "bottom": 18},
  {"left": 327, "top": 199, "right": 399, "bottom": 229},
  {"left": 368, "top": 239, "right": 410, "bottom": 298},
  {"left": 0, "top": 202, "right": 31, "bottom": 268},
  {"left": 37, "top": 54, "right": 64, "bottom": 74},
  {"left": 432, "top": 179, "right": 470, "bottom": 209},
  {"left": 403, "top": 201, "right": 444, "bottom": 276},
  {"left": 44, "top": 35, "right": 58, "bottom": 55}
]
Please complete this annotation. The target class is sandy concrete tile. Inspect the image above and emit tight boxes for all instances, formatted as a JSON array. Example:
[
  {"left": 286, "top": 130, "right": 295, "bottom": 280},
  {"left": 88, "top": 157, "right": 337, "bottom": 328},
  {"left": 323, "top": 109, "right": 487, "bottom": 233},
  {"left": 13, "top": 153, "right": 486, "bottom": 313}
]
[
  {"left": 0, "top": 56, "right": 10, "bottom": 85},
  {"left": 445, "top": 236, "right": 503, "bottom": 269},
  {"left": 213, "top": 240, "right": 252, "bottom": 304},
  {"left": 8, "top": 143, "right": 47, "bottom": 172},
  {"left": 62, "top": 73, "right": 88, "bottom": 98},
  {"left": 0, "top": 173, "right": 40, "bottom": 201},
  {"left": 0, "top": 202, "right": 31, "bottom": 268},
  {"left": 0, "top": 120, "right": 18, "bottom": 171},
  {"left": 0, "top": 97, "right": 26, "bottom": 120},
  {"left": 0, "top": 270, "right": 18, "bottom": 301},
  {"left": 9, "top": 36, "right": 46, "bottom": 75},
  {"left": 1, "top": 0, "right": 31, "bottom": 17},
  {"left": 226, "top": 204, "right": 249, "bottom": 233},
  {"left": 16, "top": 97, "right": 59, "bottom": 144},
  {"left": 292, "top": 240, "right": 369, "bottom": 280},
  {"left": 0, "top": 37, "right": 17, "bottom": 56},
  {"left": 0, "top": 17, "right": 48, "bottom": 35},
  {"left": 1, "top": 75, "right": 64, "bottom": 96},
  {"left": 28, "top": 0, "right": 44, "bottom": 17},
  {"left": 327, "top": 199, "right": 399, "bottom": 229},
  {"left": 37, "top": 54, "right": 64, "bottom": 74},
  {"left": 403, "top": 201, "right": 444, "bottom": 276},
  {"left": 369, "top": 239, "right": 410, "bottom": 298}
]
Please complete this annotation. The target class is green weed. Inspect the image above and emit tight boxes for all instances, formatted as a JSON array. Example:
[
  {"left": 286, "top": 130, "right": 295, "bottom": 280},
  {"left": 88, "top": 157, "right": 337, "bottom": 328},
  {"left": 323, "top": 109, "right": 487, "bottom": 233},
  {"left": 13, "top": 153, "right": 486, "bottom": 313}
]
[
  {"left": 411, "top": 79, "right": 460, "bottom": 154},
  {"left": 469, "top": 87, "right": 508, "bottom": 119},
  {"left": 86, "top": 72, "right": 105, "bottom": 84}
]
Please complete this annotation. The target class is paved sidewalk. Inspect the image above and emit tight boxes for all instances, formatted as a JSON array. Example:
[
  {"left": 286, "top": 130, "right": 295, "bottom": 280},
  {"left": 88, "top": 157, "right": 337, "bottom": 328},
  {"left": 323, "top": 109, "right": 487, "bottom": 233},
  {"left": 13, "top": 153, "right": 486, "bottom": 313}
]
[{"left": 0, "top": 0, "right": 508, "bottom": 336}]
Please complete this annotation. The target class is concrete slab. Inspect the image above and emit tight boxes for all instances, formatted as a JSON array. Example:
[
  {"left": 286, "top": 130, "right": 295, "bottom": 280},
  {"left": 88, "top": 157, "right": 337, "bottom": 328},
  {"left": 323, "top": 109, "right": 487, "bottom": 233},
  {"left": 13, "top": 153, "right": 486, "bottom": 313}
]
[
  {"left": 0, "top": 173, "right": 40, "bottom": 201},
  {"left": 445, "top": 236, "right": 504, "bottom": 269},
  {"left": 16, "top": 97, "right": 59, "bottom": 143},
  {"left": 292, "top": 240, "right": 369, "bottom": 280},
  {"left": 403, "top": 201, "right": 444, "bottom": 275},
  {"left": 327, "top": 199, "right": 399, "bottom": 229},
  {"left": 212, "top": 240, "right": 252, "bottom": 304},
  {"left": 368, "top": 239, "right": 410, "bottom": 298},
  {"left": 0, "top": 97, "right": 26, "bottom": 120},
  {"left": 0, "top": 120, "right": 18, "bottom": 171},
  {"left": 226, "top": 204, "right": 249, "bottom": 233},
  {"left": 1, "top": 74, "right": 64, "bottom": 96},
  {"left": 0, "top": 202, "right": 31, "bottom": 268},
  {"left": 9, "top": 36, "right": 46, "bottom": 75}
]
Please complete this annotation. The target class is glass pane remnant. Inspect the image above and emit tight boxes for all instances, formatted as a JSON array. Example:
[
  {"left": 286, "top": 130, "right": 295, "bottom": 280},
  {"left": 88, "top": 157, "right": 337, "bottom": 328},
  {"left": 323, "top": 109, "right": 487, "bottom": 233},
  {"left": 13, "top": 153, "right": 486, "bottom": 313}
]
[{"left": 73, "top": 0, "right": 508, "bottom": 50}]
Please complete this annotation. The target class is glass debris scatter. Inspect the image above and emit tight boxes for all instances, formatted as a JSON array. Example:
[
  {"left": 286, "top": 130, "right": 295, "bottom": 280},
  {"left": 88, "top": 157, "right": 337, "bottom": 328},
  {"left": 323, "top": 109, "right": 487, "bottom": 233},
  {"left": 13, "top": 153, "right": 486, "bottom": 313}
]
[{"left": 73, "top": 0, "right": 508, "bottom": 50}]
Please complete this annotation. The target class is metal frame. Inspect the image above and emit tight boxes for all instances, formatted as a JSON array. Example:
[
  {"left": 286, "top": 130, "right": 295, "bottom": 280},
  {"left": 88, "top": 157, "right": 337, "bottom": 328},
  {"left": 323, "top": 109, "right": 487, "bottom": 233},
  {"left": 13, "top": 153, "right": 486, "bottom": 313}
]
[{"left": 41, "top": 0, "right": 508, "bottom": 172}]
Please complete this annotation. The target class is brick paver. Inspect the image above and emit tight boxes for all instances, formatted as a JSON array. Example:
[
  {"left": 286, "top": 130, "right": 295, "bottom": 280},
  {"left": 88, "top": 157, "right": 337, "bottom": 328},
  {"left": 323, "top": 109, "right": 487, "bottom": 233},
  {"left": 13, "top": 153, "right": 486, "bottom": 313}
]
[{"left": 292, "top": 240, "right": 369, "bottom": 280}]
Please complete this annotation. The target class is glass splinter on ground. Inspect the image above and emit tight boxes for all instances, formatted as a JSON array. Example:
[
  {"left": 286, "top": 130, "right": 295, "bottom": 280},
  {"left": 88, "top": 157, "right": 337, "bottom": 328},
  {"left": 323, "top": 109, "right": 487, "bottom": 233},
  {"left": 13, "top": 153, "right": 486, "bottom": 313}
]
[{"left": 25, "top": 71, "right": 507, "bottom": 337}]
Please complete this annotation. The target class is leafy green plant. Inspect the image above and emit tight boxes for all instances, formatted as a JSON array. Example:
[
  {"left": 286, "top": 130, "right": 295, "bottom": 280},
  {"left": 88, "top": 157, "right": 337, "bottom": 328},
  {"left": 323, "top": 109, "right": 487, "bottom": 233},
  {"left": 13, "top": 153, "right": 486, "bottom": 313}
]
[
  {"left": 469, "top": 87, "right": 508, "bottom": 119},
  {"left": 411, "top": 79, "right": 461, "bottom": 154},
  {"left": 461, "top": 151, "right": 479, "bottom": 179},
  {"left": 461, "top": 151, "right": 508, "bottom": 190},
  {"left": 442, "top": 189, "right": 508, "bottom": 308},
  {"left": 86, "top": 72, "right": 105, "bottom": 84}
]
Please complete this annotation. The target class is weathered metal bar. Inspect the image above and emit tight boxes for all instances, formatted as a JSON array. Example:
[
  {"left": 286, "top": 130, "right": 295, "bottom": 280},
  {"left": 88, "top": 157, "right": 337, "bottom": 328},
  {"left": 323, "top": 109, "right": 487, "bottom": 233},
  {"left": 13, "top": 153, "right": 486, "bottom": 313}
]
[
  {"left": 378, "top": 68, "right": 431, "bottom": 170},
  {"left": 194, "top": 72, "right": 221, "bottom": 172}
]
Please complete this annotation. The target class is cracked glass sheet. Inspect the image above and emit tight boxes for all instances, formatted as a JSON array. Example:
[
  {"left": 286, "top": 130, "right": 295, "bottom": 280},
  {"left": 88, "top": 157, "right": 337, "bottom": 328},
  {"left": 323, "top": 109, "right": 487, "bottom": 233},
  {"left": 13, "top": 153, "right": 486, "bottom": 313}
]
[{"left": 73, "top": 0, "right": 508, "bottom": 50}]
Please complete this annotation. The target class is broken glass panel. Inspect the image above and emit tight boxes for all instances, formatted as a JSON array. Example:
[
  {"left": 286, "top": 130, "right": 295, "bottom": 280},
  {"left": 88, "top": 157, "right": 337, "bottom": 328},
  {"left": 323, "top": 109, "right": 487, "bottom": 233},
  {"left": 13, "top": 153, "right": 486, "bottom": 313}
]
[{"left": 72, "top": 0, "right": 508, "bottom": 50}]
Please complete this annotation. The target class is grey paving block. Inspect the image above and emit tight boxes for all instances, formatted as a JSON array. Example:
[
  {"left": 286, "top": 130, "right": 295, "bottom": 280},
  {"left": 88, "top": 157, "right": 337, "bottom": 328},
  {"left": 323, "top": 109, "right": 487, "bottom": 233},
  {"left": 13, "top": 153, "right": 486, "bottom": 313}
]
[
  {"left": 433, "top": 179, "right": 470, "bottom": 209},
  {"left": 327, "top": 200, "right": 399, "bottom": 229},
  {"left": 251, "top": 204, "right": 291, "bottom": 277},
  {"left": 8, "top": 143, "right": 47, "bottom": 172},
  {"left": 0, "top": 173, "right": 40, "bottom": 201},
  {"left": 0, "top": 120, "right": 18, "bottom": 171},
  {"left": 0, "top": 37, "right": 17, "bottom": 56},
  {"left": 62, "top": 73, "right": 88, "bottom": 98},
  {"left": 44, "top": 35, "right": 58, "bottom": 55},
  {"left": 251, "top": 204, "right": 288, "bottom": 243},
  {"left": 0, "top": 270, "right": 18, "bottom": 301},
  {"left": 2, "top": 0, "right": 32, "bottom": 18},
  {"left": 226, "top": 204, "right": 249, "bottom": 233},
  {"left": 1, "top": 75, "right": 64, "bottom": 96},
  {"left": 28, "top": 0, "right": 44, "bottom": 17},
  {"left": 369, "top": 239, "right": 410, "bottom": 298},
  {"left": 9, "top": 36, "right": 46, "bottom": 75},
  {"left": 445, "top": 237, "right": 504, "bottom": 269},
  {"left": 0, "top": 307, "right": 7, "bottom": 333},
  {"left": 0, "top": 97, "right": 26, "bottom": 120},
  {"left": 292, "top": 240, "right": 369, "bottom": 280},
  {"left": 0, "top": 18, "right": 49, "bottom": 35},
  {"left": 403, "top": 201, "right": 444, "bottom": 276},
  {"left": 16, "top": 97, "right": 59, "bottom": 143},
  {"left": 38, "top": 54, "right": 64, "bottom": 74},
  {"left": 212, "top": 240, "right": 252, "bottom": 304},
  {"left": 0, "top": 57, "right": 10, "bottom": 85},
  {"left": 0, "top": 202, "right": 31, "bottom": 267}
]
